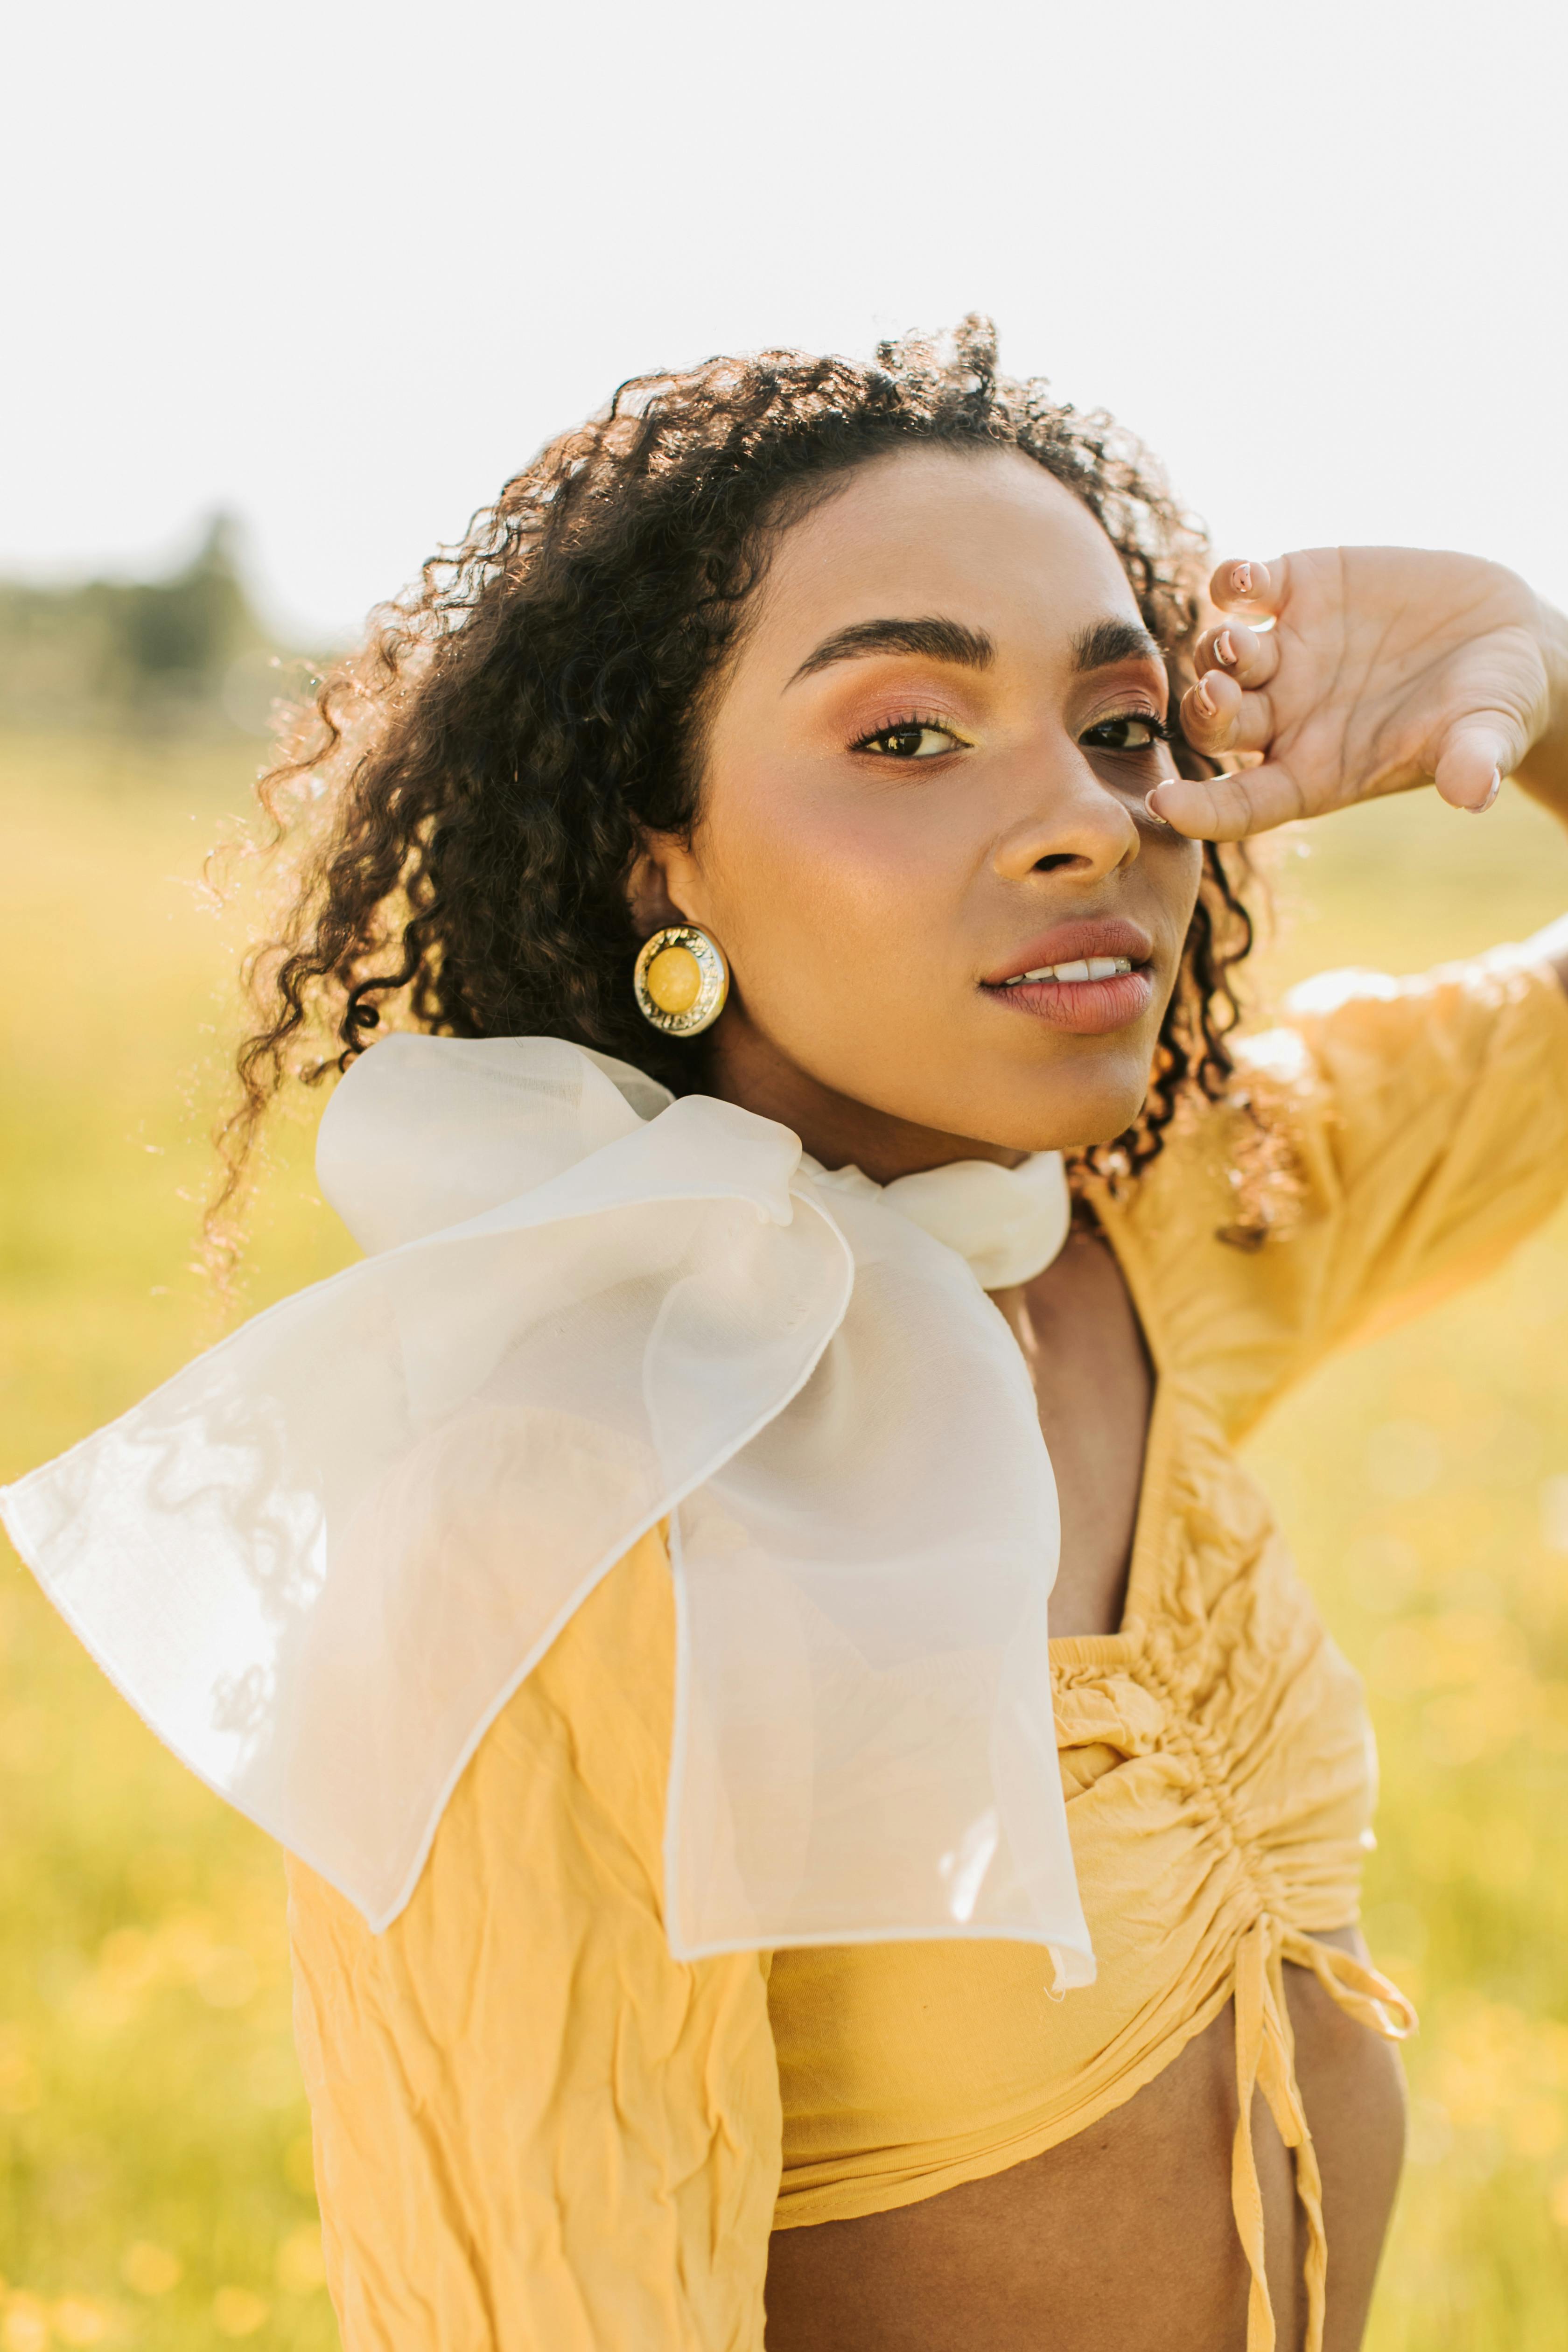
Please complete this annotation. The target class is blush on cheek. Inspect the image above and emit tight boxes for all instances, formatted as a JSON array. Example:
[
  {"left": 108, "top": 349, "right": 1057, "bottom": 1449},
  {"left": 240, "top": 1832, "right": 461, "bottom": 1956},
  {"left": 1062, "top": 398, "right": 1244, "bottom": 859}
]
[{"left": 721, "top": 785, "right": 954, "bottom": 979}]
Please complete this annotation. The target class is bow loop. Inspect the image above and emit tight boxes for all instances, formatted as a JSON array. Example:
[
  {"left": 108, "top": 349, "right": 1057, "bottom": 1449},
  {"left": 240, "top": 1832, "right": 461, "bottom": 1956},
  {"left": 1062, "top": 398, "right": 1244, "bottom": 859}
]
[{"left": 1, "top": 1038, "right": 1092, "bottom": 1981}]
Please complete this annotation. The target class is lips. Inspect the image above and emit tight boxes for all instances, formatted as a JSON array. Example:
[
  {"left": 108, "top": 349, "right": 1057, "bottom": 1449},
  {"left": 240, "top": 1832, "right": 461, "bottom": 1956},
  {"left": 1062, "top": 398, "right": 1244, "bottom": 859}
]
[
  {"left": 982, "top": 918, "right": 1153, "bottom": 989},
  {"left": 980, "top": 917, "right": 1157, "bottom": 1036},
  {"left": 983, "top": 966, "right": 1156, "bottom": 1036}
]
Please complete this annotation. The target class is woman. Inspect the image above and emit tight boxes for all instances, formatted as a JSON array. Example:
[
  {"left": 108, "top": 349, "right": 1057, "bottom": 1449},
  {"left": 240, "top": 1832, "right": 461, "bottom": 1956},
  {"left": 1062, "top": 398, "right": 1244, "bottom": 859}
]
[{"left": 6, "top": 320, "right": 1568, "bottom": 2352}]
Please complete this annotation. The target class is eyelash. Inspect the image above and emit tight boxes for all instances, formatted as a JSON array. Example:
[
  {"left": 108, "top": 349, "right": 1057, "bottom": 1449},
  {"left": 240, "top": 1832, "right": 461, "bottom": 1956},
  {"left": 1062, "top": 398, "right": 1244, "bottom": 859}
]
[
  {"left": 851, "top": 711, "right": 969, "bottom": 758},
  {"left": 1081, "top": 710, "right": 1173, "bottom": 752},
  {"left": 850, "top": 707, "right": 1172, "bottom": 759}
]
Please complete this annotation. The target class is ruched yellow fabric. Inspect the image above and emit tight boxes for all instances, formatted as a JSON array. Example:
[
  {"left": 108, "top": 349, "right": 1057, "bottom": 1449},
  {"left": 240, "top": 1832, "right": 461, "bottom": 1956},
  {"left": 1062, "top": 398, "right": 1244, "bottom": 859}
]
[{"left": 286, "top": 953, "right": 1568, "bottom": 2352}]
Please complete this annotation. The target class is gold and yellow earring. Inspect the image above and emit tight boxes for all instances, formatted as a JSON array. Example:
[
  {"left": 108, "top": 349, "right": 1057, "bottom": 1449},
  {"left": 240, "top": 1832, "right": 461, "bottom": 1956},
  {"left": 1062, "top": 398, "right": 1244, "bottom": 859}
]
[{"left": 633, "top": 924, "right": 730, "bottom": 1036}]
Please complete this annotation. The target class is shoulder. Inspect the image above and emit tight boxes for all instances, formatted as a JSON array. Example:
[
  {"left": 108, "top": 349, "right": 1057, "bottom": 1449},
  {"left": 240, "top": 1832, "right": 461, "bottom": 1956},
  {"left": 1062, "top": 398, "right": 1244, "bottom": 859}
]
[
  {"left": 1102, "top": 951, "right": 1568, "bottom": 1431},
  {"left": 1123, "top": 948, "right": 1568, "bottom": 1255}
]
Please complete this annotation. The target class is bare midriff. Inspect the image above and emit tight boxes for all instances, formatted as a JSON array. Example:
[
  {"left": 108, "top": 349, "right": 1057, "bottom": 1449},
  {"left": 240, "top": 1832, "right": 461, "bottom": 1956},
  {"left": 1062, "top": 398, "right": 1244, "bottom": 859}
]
[{"left": 763, "top": 1925, "right": 1407, "bottom": 2352}]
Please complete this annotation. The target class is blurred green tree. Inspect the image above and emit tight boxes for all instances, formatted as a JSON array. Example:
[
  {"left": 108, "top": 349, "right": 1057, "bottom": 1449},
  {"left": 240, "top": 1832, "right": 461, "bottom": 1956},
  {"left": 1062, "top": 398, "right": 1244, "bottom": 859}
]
[{"left": 0, "top": 518, "right": 315, "bottom": 736}]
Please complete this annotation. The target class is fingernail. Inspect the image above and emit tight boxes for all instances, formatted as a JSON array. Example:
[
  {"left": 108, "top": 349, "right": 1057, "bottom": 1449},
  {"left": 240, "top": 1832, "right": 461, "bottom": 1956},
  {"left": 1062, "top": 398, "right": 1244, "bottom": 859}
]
[
  {"left": 1464, "top": 769, "right": 1502, "bottom": 815},
  {"left": 1191, "top": 677, "right": 1217, "bottom": 718},
  {"left": 1230, "top": 562, "right": 1253, "bottom": 599},
  {"left": 1144, "top": 790, "right": 1172, "bottom": 826},
  {"left": 1213, "top": 629, "right": 1237, "bottom": 667}
]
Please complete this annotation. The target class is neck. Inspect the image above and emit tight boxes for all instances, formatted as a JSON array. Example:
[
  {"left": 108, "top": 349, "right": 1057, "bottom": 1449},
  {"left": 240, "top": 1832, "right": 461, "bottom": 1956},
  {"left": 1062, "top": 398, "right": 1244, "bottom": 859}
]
[{"left": 703, "top": 1015, "right": 1025, "bottom": 1185}]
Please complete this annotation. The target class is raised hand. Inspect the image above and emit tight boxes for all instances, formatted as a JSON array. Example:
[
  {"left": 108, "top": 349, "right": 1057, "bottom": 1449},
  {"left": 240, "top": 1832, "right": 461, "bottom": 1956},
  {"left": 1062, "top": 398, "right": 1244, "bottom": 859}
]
[{"left": 1148, "top": 549, "right": 1568, "bottom": 841}]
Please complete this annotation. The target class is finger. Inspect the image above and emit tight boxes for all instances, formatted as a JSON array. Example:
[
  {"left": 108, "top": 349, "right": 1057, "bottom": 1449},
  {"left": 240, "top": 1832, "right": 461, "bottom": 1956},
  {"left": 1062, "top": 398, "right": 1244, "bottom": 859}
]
[
  {"left": 1193, "top": 621, "right": 1280, "bottom": 691},
  {"left": 1179, "top": 669, "right": 1276, "bottom": 759},
  {"left": 1433, "top": 727, "right": 1511, "bottom": 814},
  {"left": 1146, "top": 762, "right": 1308, "bottom": 841},
  {"left": 1208, "top": 555, "right": 1289, "bottom": 622}
]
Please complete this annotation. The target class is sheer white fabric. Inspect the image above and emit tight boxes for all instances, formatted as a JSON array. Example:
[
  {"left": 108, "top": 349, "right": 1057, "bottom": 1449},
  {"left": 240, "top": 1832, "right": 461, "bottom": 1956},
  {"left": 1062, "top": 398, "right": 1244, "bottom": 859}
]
[
  {"left": 815, "top": 1147, "right": 1071, "bottom": 1290},
  {"left": 0, "top": 1036, "right": 1092, "bottom": 1983}
]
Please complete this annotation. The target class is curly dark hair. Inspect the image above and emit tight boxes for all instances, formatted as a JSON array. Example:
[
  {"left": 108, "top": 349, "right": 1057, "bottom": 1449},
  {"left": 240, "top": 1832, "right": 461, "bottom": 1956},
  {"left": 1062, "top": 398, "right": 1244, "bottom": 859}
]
[{"left": 212, "top": 316, "right": 1257, "bottom": 1253}]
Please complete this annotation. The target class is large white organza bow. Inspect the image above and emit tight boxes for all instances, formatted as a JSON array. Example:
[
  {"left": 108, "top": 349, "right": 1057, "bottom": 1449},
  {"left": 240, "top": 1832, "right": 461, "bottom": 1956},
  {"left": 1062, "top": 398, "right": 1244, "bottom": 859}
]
[{"left": 0, "top": 1036, "right": 1092, "bottom": 1984}]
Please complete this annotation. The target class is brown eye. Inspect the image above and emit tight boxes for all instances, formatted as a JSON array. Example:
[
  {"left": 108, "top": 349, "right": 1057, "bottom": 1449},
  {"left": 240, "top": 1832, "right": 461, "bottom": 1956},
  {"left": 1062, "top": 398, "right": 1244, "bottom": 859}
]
[
  {"left": 1081, "top": 714, "right": 1166, "bottom": 753},
  {"left": 858, "top": 723, "right": 965, "bottom": 759}
]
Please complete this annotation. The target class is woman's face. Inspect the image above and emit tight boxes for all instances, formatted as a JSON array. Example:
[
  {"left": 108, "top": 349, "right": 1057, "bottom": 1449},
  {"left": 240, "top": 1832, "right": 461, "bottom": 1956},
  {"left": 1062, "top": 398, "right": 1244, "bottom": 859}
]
[{"left": 640, "top": 444, "right": 1204, "bottom": 1175}]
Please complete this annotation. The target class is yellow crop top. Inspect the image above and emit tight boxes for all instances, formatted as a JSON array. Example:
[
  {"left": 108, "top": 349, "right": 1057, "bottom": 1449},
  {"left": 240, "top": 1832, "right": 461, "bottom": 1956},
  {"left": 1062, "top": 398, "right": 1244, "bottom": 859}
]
[{"left": 285, "top": 952, "right": 1568, "bottom": 2352}]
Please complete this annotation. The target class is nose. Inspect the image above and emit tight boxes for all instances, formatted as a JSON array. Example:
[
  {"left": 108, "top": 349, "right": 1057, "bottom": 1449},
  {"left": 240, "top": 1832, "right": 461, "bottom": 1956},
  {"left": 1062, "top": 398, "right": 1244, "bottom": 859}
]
[{"left": 990, "top": 741, "right": 1142, "bottom": 885}]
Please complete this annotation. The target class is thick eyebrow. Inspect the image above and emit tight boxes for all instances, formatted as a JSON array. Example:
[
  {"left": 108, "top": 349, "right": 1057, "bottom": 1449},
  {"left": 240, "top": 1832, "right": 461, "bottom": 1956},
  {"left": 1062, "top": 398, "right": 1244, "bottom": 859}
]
[
  {"left": 785, "top": 615, "right": 995, "bottom": 688},
  {"left": 1072, "top": 617, "right": 1165, "bottom": 672}
]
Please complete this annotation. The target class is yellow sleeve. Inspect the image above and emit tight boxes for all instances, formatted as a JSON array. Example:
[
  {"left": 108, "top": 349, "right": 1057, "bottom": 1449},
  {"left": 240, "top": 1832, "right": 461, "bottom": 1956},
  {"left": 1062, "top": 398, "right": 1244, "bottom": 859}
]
[
  {"left": 1114, "top": 950, "right": 1568, "bottom": 1435},
  {"left": 1275, "top": 950, "right": 1568, "bottom": 1352},
  {"left": 285, "top": 1526, "right": 781, "bottom": 2352}
]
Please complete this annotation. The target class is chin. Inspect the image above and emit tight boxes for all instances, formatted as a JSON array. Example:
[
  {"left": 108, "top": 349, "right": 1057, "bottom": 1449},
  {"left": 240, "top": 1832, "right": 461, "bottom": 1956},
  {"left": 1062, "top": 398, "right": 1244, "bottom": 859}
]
[{"left": 957, "top": 1051, "right": 1155, "bottom": 1159}]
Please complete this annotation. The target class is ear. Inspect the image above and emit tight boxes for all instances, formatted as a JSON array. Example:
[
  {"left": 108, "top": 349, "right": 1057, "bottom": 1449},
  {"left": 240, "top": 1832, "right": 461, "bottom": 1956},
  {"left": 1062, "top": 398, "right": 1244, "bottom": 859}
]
[{"left": 624, "top": 833, "right": 698, "bottom": 938}]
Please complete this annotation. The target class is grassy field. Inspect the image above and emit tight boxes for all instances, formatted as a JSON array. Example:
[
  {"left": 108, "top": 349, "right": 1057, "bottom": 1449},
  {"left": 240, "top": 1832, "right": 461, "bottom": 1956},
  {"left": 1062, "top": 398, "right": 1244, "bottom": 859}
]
[{"left": 4, "top": 730, "right": 1568, "bottom": 2348}]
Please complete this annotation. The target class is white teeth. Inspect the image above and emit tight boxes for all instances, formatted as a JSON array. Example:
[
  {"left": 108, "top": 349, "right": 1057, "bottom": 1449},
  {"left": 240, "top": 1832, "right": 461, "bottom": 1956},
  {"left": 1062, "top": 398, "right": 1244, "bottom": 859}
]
[{"left": 998, "top": 956, "right": 1134, "bottom": 987}]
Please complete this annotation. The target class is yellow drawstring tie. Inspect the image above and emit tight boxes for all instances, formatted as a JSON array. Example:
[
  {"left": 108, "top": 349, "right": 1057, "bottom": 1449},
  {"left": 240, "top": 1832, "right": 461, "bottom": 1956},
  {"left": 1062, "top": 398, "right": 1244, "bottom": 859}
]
[{"left": 1230, "top": 1915, "right": 1417, "bottom": 2352}]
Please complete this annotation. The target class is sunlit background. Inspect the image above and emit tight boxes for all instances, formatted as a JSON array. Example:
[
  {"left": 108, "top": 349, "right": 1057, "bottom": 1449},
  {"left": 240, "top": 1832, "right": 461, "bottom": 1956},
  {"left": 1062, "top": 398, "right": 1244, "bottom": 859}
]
[{"left": 4, "top": 0, "right": 1568, "bottom": 2344}]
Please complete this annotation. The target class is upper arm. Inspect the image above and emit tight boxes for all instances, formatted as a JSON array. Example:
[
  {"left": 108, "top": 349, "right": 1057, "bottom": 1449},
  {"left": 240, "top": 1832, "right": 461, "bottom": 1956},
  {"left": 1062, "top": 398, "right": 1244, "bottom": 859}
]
[
  {"left": 1120, "top": 949, "right": 1568, "bottom": 1437},
  {"left": 287, "top": 1531, "right": 782, "bottom": 2352},
  {"left": 1281, "top": 951, "right": 1568, "bottom": 1359}
]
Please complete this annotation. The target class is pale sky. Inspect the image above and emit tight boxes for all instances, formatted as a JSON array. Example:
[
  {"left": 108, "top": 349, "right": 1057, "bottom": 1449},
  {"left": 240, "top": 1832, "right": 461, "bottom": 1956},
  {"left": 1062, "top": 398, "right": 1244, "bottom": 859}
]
[{"left": 7, "top": 0, "right": 1565, "bottom": 644}]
